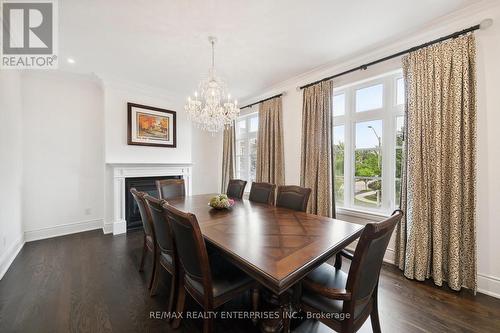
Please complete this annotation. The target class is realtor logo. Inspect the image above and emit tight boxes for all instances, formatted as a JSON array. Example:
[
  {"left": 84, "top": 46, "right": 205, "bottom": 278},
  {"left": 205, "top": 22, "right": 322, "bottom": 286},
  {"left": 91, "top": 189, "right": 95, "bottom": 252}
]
[{"left": 1, "top": 0, "right": 58, "bottom": 69}]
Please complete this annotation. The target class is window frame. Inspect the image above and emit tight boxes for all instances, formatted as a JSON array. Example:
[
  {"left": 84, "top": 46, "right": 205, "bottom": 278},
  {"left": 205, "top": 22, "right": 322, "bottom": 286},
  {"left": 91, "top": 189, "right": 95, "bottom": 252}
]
[{"left": 333, "top": 70, "right": 404, "bottom": 215}]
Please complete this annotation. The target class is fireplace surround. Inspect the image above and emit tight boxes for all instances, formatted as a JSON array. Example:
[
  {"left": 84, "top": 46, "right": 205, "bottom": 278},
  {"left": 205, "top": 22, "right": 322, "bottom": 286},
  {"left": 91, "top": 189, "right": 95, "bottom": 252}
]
[{"left": 106, "top": 163, "right": 192, "bottom": 235}]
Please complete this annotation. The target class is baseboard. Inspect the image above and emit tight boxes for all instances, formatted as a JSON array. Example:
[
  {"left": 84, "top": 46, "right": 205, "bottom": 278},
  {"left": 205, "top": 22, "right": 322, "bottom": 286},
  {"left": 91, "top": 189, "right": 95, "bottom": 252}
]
[
  {"left": 113, "top": 219, "right": 127, "bottom": 235},
  {"left": 0, "top": 235, "right": 25, "bottom": 280},
  {"left": 478, "top": 273, "right": 500, "bottom": 299},
  {"left": 24, "top": 218, "right": 104, "bottom": 242},
  {"left": 102, "top": 222, "right": 113, "bottom": 234}
]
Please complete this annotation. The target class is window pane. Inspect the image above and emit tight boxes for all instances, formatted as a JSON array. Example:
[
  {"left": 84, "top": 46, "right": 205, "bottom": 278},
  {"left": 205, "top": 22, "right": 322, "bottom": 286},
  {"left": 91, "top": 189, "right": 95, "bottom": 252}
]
[
  {"left": 236, "top": 155, "right": 247, "bottom": 179},
  {"left": 356, "top": 84, "right": 383, "bottom": 112},
  {"left": 354, "top": 177, "right": 382, "bottom": 208},
  {"left": 395, "top": 178, "right": 401, "bottom": 208},
  {"left": 355, "top": 120, "right": 382, "bottom": 149},
  {"left": 249, "top": 116, "right": 258, "bottom": 132},
  {"left": 395, "top": 116, "right": 404, "bottom": 147},
  {"left": 236, "top": 120, "right": 246, "bottom": 137},
  {"left": 333, "top": 93, "right": 345, "bottom": 116},
  {"left": 396, "top": 78, "right": 405, "bottom": 105},
  {"left": 354, "top": 120, "right": 382, "bottom": 209},
  {"left": 333, "top": 125, "right": 345, "bottom": 206},
  {"left": 236, "top": 140, "right": 246, "bottom": 156}
]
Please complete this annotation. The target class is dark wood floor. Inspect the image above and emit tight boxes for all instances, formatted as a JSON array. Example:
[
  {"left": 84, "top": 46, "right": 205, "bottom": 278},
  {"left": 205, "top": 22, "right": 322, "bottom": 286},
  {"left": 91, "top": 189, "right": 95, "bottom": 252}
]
[{"left": 1, "top": 230, "right": 499, "bottom": 333}]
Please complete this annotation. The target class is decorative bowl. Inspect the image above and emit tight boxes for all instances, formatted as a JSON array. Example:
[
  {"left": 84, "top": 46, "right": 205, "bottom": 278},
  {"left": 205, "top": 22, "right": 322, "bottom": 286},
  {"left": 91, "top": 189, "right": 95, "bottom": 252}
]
[{"left": 208, "top": 194, "right": 235, "bottom": 210}]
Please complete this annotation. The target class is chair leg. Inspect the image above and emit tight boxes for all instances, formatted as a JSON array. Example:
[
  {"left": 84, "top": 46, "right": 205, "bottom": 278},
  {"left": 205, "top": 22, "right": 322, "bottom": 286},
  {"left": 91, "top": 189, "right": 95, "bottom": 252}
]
[
  {"left": 148, "top": 249, "right": 157, "bottom": 290},
  {"left": 203, "top": 316, "right": 214, "bottom": 333},
  {"left": 370, "top": 285, "right": 381, "bottom": 333},
  {"left": 149, "top": 253, "right": 161, "bottom": 296},
  {"left": 172, "top": 281, "right": 186, "bottom": 329},
  {"left": 167, "top": 269, "right": 177, "bottom": 315},
  {"left": 251, "top": 288, "right": 260, "bottom": 325},
  {"left": 334, "top": 252, "right": 342, "bottom": 270},
  {"left": 139, "top": 236, "right": 147, "bottom": 272}
]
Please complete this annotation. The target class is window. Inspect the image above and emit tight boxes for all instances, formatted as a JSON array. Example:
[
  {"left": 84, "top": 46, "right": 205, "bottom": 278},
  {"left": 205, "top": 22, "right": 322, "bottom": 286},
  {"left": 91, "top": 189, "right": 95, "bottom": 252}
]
[
  {"left": 235, "top": 113, "right": 258, "bottom": 185},
  {"left": 333, "top": 71, "right": 404, "bottom": 214}
]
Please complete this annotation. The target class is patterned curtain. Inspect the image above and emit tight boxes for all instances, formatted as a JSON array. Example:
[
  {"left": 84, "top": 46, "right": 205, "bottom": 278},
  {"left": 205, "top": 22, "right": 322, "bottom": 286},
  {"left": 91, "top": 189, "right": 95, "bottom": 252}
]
[
  {"left": 395, "top": 34, "right": 477, "bottom": 291},
  {"left": 221, "top": 124, "right": 236, "bottom": 193},
  {"left": 256, "top": 97, "right": 285, "bottom": 186},
  {"left": 300, "top": 80, "right": 334, "bottom": 217}
]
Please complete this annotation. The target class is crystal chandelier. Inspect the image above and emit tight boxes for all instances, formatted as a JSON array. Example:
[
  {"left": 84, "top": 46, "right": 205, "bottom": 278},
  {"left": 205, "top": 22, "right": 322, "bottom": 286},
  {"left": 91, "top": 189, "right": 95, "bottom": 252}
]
[{"left": 185, "top": 37, "right": 240, "bottom": 133}]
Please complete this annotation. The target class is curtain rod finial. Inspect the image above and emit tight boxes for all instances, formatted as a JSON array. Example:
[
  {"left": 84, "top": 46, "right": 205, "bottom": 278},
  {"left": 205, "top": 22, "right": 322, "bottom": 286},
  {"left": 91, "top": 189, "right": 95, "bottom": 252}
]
[{"left": 480, "top": 18, "right": 493, "bottom": 30}]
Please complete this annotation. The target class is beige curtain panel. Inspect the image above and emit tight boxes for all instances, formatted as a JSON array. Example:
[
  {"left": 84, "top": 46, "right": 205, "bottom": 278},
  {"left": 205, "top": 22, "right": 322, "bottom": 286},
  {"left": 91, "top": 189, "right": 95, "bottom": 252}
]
[
  {"left": 300, "top": 80, "right": 334, "bottom": 217},
  {"left": 395, "top": 34, "right": 477, "bottom": 291},
  {"left": 221, "top": 125, "right": 236, "bottom": 193},
  {"left": 256, "top": 97, "right": 285, "bottom": 186}
]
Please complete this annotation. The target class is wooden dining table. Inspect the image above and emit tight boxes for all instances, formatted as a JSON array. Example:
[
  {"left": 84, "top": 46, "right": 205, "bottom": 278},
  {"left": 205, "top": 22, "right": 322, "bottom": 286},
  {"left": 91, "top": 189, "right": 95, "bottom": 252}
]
[{"left": 168, "top": 194, "right": 365, "bottom": 296}]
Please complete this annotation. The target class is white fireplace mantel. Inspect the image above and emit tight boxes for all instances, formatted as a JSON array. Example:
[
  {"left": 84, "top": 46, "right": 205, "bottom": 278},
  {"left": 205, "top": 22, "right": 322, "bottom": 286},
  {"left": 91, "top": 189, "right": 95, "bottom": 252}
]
[{"left": 107, "top": 163, "right": 192, "bottom": 235}]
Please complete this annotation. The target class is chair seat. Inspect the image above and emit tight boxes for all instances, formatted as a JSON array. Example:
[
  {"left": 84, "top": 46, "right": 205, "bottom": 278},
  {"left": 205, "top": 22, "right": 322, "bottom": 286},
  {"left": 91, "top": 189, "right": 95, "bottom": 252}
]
[
  {"left": 186, "top": 254, "right": 253, "bottom": 298},
  {"left": 302, "top": 263, "right": 368, "bottom": 320}
]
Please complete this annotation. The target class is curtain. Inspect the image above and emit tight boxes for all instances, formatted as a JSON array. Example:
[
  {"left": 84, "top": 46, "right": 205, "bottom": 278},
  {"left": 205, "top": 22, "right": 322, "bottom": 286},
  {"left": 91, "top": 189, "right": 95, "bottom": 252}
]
[
  {"left": 300, "top": 80, "right": 334, "bottom": 217},
  {"left": 221, "top": 125, "right": 236, "bottom": 193},
  {"left": 395, "top": 34, "right": 477, "bottom": 291},
  {"left": 256, "top": 97, "right": 285, "bottom": 185}
]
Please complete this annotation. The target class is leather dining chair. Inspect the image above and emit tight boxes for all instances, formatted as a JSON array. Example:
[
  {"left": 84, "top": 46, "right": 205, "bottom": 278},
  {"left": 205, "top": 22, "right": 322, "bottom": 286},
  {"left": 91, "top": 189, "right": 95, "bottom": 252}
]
[
  {"left": 164, "top": 202, "right": 256, "bottom": 333},
  {"left": 156, "top": 178, "right": 185, "bottom": 200},
  {"left": 249, "top": 182, "right": 276, "bottom": 205},
  {"left": 226, "top": 179, "right": 247, "bottom": 199},
  {"left": 130, "top": 188, "right": 156, "bottom": 290},
  {"left": 276, "top": 185, "right": 312, "bottom": 212},
  {"left": 295, "top": 210, "right": 404, "bottom": 333},
  {"left": 144, "top": 195, "right": 177, "bottom": 312}
]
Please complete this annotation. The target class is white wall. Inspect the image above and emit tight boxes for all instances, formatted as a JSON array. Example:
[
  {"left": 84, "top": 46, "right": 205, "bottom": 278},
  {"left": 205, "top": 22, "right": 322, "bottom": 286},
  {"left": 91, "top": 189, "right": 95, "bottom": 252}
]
[
  {"left": 21, "top": 72, "right": 105, "bottom": 241},
  {"left": 190, "top": 127, "right": 223, "bottom": 195},
  {"left": 0, "top": 71, "right": 24, "bottom": 279},
  {"left": 240, "top": 1, "right": 500, "bottom": 298}
]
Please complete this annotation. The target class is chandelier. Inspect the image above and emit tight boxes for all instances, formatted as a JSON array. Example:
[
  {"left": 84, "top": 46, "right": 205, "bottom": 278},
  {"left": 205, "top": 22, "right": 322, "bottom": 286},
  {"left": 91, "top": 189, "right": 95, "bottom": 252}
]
[{"left": 185, "top": 36, "right": 240, "bottom": 133}]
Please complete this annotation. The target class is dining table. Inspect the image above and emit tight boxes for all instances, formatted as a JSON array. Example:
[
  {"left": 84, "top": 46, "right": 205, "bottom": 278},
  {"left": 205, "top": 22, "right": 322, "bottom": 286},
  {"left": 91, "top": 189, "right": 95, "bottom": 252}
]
[{"left": 168, "top": 194, "right": 365, "bottom": 331}]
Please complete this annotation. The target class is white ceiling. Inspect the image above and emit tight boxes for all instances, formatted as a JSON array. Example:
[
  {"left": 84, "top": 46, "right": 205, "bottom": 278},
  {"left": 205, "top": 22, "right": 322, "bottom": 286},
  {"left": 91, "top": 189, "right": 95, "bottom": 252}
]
[{"left": 60, "top": 0, "right": 478, "bottom": 101}]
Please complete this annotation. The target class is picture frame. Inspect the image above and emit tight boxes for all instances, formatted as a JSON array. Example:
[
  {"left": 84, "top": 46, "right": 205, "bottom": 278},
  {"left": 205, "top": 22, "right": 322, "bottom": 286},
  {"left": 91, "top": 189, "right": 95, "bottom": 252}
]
[{"left": 127, "top": 102, "right": 177, "bottom": 148}]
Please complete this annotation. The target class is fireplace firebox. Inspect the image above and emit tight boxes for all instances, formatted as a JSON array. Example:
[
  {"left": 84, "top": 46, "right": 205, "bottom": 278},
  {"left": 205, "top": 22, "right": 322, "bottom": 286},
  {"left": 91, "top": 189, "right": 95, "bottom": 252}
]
[{"left": 125, "top": 175, "right": 182, "bottom": 230}]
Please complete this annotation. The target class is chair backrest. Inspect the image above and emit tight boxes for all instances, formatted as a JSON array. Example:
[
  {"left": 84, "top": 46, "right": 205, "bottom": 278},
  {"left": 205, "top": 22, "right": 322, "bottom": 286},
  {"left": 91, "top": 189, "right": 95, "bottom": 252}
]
[
  {"left": 249, "top": 182, "right": 276, "bottom": 205},
  {"left": 163, "top": 202, "right": 213, "bottom": 298},
  {"left": 226, "top": 179, "right": 247, "bottom": 199},
  {"left": 156, "top": 178, "right": 185, "bottom": 200},
  {"left": 130, "top": 188, "right": 154, "bottom": 237},
  {"left": 144, "top": 195, "right": 174, "bottom": 255},
  {"left": 344, "top": 210, "right": 403, "bottom": 316},
  {"left": 276, "top": 185, "right": 312, "bottom": 212}
]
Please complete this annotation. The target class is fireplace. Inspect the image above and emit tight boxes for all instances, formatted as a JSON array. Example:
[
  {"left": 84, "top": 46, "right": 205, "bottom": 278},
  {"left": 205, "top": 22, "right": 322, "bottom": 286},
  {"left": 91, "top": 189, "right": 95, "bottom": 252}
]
[
  {"left": 125, "top": 175, "right": 182, "bottom": 230},
  {"left": 106, "top": 163, "right": 192, "bottom": 235}
]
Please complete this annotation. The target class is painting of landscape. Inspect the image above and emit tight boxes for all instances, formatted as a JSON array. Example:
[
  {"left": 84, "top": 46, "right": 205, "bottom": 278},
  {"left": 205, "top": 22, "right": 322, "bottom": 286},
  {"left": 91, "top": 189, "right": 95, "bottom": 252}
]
[{"left": 137, "top": 112, "right": 169, "bottom": 141}]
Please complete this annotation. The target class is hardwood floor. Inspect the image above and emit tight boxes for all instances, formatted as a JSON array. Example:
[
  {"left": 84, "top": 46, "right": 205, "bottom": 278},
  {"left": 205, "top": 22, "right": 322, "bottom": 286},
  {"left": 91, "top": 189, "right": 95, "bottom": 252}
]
[{"left": 1, "top": 230, "right": 499, "bottom": 332}]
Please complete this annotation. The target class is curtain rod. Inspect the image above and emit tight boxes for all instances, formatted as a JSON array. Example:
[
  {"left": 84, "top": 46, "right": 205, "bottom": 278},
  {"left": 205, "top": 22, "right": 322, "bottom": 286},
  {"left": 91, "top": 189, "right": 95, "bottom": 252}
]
[
  {"left": 299, "top": 19, "right": 492, "bottom": 90},
  {"left": 240, "top": 93, "right": 284, "bottom": 109}
]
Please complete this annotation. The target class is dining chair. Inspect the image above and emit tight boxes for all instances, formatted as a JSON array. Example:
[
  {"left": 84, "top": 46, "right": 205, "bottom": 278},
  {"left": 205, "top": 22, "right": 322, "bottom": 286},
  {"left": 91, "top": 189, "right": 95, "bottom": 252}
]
[
  {"left": 156, "top": 178, "right": 185, "bottom": 200},
  {"left": 248, "top": 182, "right": 276, "bottom": 205},
  {"left": 276, "top": 185, "right": 312, "bottom": 212},
  {"left": 296, "top": 210, "right": 404, "bottom": 333},
  {"left": 144, "top": 195, "right": 177, "bottom": 313},
  {"left": 130, "top": 188, "right": 156, "bottom": 290},
  {"left": 226, "top": 179, "right": 247, "bottom": 199},
  {"left": 164, "top": 202, "right": 257, "bottom": 333}
]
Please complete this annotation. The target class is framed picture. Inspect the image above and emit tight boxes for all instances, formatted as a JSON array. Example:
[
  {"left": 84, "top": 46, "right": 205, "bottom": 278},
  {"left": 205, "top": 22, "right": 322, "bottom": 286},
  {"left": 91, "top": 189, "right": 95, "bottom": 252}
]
[{"left": 127, "top": 103, "right": 177, "bottom": 148}]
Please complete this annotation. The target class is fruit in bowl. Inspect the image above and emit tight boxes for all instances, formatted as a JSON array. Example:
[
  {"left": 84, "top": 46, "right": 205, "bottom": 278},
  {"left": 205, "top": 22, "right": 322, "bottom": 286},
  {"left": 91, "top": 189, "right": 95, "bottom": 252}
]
[{"left": 208, "top": 194, "right": 235, "bottom": 210}]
